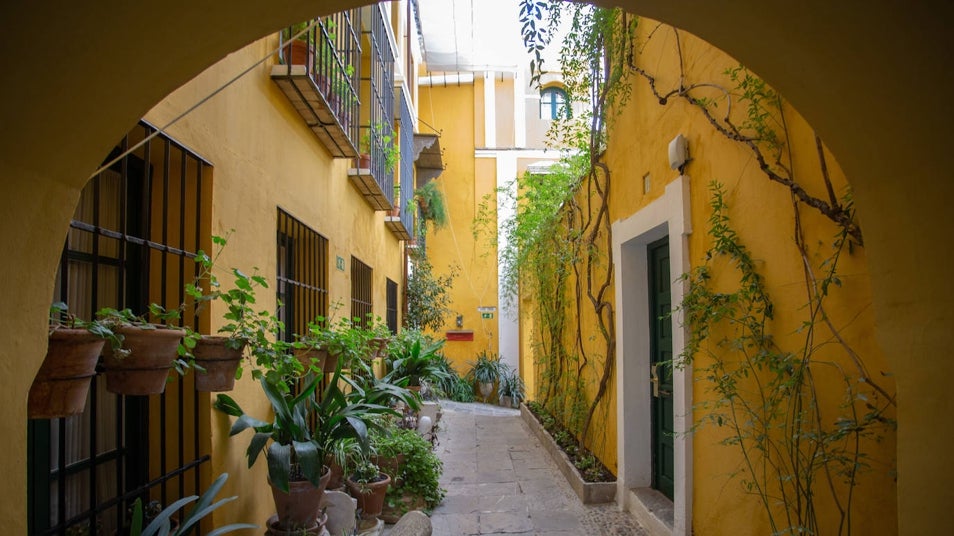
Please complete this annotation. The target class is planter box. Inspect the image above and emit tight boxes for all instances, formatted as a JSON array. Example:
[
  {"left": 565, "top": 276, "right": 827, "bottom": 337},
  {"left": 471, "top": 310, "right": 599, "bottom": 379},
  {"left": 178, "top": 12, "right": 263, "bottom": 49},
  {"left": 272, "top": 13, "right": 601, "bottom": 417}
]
[{"left": 520, "top": 403, "right": 616, "bottom": 504}]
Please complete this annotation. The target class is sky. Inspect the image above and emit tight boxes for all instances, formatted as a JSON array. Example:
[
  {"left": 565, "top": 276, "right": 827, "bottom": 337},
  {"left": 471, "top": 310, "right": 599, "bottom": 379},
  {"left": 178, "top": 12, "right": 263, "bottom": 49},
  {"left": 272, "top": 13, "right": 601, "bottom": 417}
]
[{"left": 417, "top": 0, "right": 527, "bottom": 72}]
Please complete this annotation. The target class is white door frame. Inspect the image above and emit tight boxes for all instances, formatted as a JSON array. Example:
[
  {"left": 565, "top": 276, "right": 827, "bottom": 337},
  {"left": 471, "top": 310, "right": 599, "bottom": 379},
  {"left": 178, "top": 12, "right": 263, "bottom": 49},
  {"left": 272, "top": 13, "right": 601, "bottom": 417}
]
[{"left": 612, "top": 176, "right": 693, "bottom": 535}]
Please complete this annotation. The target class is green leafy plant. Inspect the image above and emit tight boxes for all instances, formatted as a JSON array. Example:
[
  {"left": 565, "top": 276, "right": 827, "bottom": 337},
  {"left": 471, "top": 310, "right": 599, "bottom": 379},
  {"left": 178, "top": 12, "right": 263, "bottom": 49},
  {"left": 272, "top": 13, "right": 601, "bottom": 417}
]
[
  {"left": 379, "top": 428, "right": 446, "bottom": 511},
  {"left": 384, "top": 330, "right": 454, "bottom": 387},
  {"left": 466, "top": 351, "right": 502, "bottom": 385},
  {"left": 125, "top": 473, "right": 256, "bottom": 536},
  {"left": 361, "top": 122, "right": 399, "bottom": 173},
  {"left": 404, "top": 248, "right": 459, "bottom": 332},
  {"left": 412, "top": 181, "right": 448, "bottom": 234}
]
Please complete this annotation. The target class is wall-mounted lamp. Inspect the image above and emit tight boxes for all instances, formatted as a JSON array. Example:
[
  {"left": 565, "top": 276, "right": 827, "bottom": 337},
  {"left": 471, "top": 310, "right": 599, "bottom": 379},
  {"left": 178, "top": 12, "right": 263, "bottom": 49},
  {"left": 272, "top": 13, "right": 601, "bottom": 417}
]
[
  {"left": 456, "top": 314, "right": 464, "bottom": 328},
  {"left": 668, "top": 133, "right": 690, "bottom": 172}
]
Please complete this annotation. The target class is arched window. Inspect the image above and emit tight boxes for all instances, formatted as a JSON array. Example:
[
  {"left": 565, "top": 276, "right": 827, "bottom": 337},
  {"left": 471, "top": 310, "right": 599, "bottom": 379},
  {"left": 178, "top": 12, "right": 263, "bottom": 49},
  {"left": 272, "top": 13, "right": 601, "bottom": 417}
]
[{"left": 540, "top": 87, "right": 570, "bottom": 120}]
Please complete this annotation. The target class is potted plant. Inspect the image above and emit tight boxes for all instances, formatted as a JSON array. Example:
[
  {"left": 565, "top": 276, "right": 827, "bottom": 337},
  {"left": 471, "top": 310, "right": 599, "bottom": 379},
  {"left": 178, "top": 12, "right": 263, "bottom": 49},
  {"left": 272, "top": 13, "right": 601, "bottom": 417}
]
[
  {"left": 28, "top": 302, "right": 116, "bottom": 419},
  {"left": 412, "top": 181, "right": 448, "bottom": 234},
  {"left": 346, "top": 457, "right": 391, "bottom": 525},
  {"left": 378, "top": 428, "right": 446, "bottom": 523},
  {"left": 214, "top": 375, "right": 331, "bottom": 532},
  {"left": 280, "top": 21, "right": 314, "bottom": 67},
  {"left": 214, "top": 361, "right": 401, "bottom": 531},
  {"left": 498, "top": 366, "right": 525, "bottom": 409},
  {"left": 357, "top": 123, "right": 398, "bottom": 173},
  {"left": 466, "top": 351, "right": 502, "bottom": 403},
  {"left": 384, "top": 331, "right": 454, "bottom": 391},
  {"left": 122, "top": 473, "right": 256, "bottom": 536},
  {"left": 94, "top": 306, "right": 186, "bottom": 396}
]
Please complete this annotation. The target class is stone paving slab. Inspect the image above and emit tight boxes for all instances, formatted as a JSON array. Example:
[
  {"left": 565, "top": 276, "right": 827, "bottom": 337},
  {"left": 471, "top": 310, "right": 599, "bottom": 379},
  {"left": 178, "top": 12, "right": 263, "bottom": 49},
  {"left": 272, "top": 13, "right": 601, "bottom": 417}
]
[{"left": 384, "top": 400, "right": 647, "bottom": 535}]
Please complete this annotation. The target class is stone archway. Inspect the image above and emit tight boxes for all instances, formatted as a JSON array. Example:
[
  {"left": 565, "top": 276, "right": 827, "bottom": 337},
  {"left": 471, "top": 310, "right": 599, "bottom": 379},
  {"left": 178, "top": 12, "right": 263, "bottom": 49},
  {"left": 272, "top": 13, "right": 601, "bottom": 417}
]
[{"left": 1, "top": 1, "right": 951, "bottom": 532}]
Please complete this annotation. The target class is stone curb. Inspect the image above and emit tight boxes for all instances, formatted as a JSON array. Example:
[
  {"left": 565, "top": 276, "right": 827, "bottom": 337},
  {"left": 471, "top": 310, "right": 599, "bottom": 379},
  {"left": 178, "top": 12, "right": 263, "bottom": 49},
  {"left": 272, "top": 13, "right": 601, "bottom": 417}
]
[{"left": 520, "top": 403, "right": 617, "bottom": 504}]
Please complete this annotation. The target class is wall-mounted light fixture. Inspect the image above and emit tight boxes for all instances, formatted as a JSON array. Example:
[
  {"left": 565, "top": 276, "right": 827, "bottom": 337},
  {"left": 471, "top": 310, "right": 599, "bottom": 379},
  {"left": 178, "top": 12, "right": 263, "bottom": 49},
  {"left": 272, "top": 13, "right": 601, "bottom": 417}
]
[
  {"left": 456, "top": 314, "right": 464, "bottom": 328},
  {"left": 668, "top": 133, "right": 690, "bottom": 172}
]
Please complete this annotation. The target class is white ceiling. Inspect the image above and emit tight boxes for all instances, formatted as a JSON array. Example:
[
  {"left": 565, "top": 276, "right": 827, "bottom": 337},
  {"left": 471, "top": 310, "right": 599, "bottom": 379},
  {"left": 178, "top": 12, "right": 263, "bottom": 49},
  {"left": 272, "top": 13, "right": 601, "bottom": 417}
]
[{"left": 417, "top": 0, "right": 525, "bottom": 72}]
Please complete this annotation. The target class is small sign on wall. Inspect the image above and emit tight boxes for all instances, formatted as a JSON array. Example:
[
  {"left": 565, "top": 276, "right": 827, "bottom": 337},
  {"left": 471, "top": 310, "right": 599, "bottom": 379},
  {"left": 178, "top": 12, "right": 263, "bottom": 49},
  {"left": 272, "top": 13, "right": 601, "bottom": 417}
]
[
  {"left": 336, "top": 256, "right": 345, "bottom": 271},
  {"left": 481, "top": 312, "right": 494, "bottom": 319}
]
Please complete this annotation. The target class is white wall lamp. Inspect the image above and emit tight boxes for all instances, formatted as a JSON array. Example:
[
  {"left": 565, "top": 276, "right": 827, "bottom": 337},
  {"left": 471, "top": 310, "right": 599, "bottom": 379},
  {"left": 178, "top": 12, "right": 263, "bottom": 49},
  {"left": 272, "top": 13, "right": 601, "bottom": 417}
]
[{"left": 668, "top": 133, "right": 690, "bottom": 173}]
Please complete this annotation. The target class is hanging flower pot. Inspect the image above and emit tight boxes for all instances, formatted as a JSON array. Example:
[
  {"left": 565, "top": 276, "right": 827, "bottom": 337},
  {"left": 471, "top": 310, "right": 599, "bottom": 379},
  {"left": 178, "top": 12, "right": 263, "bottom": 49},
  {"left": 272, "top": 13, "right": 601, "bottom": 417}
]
[
  {"left": 102, "top": 326, "right": 184, "bottom": 395},
  {"left": 28, "top": 329, "right": 106, "bottom": 419},
  {"left": 295, "top": 347, "right": 328, "bottom": 375},
  {"left": 192, "top": 335, "right": 244, "bottom": 392}
]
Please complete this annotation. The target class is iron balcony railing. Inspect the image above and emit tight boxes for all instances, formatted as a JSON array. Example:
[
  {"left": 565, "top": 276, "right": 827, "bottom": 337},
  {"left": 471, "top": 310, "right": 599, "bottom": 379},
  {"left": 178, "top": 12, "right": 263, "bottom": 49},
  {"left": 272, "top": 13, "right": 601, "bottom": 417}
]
[
  {"left": 359, "top": 4, "right": 397, "bottom": 207},
  {"left": 398, "top": 88, "right": 415, "bottom": 236},
  {"left": 277, "top": 11, "right": 361, "bottom": 156}
]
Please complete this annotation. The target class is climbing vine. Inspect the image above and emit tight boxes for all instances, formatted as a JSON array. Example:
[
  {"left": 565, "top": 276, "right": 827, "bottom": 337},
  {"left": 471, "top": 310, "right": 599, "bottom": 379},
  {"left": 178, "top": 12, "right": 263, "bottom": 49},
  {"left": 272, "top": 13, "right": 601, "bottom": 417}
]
[
  {"left": 679, "top": 182, "right": 894, "bottom": 534},
  {"left": 481, "top": 1, "right": 636, "bottom": 454}
]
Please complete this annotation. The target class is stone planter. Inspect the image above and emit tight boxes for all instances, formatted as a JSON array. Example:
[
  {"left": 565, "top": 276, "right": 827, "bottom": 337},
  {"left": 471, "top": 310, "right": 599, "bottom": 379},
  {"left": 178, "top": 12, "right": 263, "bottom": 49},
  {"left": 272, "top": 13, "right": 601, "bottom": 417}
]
[{"left": 520, "top": 403, "right": 616, "bottom": 504}]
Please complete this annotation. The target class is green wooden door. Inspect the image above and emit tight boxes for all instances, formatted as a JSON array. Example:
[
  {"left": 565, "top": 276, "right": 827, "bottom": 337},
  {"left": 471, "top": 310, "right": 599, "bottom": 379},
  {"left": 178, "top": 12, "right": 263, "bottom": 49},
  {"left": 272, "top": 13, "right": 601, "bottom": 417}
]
[{"left": 648, "top": 236, "right": 674, "bottom": 499}]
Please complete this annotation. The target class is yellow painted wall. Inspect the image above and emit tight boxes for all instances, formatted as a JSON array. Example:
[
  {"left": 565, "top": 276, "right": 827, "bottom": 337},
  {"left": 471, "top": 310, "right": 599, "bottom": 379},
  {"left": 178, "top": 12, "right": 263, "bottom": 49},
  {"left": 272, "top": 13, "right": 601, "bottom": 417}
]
[
  {"left": 417, "top": 82, "right": 502, "bottom": 375},
  {"left": 142, "top": 33, "right": 405, "bottom": 526},
  {"left": 0, "top": 1, "right": 951, "bottom": 532},
  {"left": 606, "top": 20, "right": 897, "bottom": 534}
]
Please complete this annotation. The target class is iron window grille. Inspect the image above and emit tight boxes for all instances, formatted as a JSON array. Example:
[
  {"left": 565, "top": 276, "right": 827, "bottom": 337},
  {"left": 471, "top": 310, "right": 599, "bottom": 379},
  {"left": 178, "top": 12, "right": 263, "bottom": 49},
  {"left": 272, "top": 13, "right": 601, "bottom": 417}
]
[
  {"left": 350, "top": 257, "right": 373, "bottom": 327},
  {"left": 276, "top": 208, "right": 329, "bottom": 341},
  {"left": 29, "top": 121, "right": 212, "bottom": 535},
  {"left": 386, "top": 278, "right": 399, "bottom": 334}
]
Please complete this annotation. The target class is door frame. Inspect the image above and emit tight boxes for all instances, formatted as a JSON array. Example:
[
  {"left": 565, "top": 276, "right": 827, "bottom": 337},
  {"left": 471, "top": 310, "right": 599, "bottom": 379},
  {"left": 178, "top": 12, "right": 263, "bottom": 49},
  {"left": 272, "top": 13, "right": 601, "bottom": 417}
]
[{"left": 612, "top": 176, "right": 692, "bottom": 535}]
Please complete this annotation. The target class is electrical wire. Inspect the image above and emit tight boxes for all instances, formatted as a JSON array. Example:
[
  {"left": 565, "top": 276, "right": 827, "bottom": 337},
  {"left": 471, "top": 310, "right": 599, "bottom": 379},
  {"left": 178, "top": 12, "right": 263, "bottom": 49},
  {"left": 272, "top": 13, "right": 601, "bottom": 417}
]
[{"left": 89, "top": 20, "right": 320, "bottom": 180}]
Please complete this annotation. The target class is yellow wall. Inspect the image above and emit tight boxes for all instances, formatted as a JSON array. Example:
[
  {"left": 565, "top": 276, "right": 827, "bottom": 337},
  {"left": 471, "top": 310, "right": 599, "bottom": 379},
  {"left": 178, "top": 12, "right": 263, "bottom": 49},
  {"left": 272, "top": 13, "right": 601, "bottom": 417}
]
[
  {"left": 417, "top": 82, "right": 502, "bottom": 374},
  {"left": 142, "top": 33, "right": 405, "bottom": 525},
  {"left": 0, "top": 1, "right": 952, "bottom": 533},
  {"left": 606, "top": 21, "right": 896, "bottom": 534}
]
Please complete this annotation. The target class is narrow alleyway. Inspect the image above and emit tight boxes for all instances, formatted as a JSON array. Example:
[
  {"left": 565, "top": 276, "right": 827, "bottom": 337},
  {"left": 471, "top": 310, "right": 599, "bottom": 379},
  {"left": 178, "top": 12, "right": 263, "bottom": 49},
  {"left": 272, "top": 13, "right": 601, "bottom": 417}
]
[{"left": 420, "top": 401, "right": 647, "bottom": 535}]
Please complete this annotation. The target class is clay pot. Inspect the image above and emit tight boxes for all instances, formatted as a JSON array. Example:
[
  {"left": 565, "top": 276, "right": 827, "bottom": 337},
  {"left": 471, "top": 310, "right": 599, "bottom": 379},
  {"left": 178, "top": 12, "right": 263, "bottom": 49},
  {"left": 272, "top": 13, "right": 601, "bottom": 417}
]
[
  {"left": 102, "top": 326, "right": 184, "bottom": 395},
  {"left": 371, "top": 453, "right": 405, "bottom": 486},
  {"left": 295, "top": 347, "right": 327, "bottom": 375},
  {"left": 264, "top": 513, "right": 327, "bottom": 535},
  {"left": 28, "top": 329, "right": 105, "bottom": 419},
  {"left": 282, "top": 39, "right": 312, "bottom": 67},
  {"left": 269, "top": 466, "right": 332, "bottom": 531},
  {"left": 192, "top": 336, "right": 244, "bottom": 392},
  {"left": 346, "top": 473, "right": 391, "bottom": 519},
  {"left": 356, "top": 154, "right": 372, "bottom": 170}
]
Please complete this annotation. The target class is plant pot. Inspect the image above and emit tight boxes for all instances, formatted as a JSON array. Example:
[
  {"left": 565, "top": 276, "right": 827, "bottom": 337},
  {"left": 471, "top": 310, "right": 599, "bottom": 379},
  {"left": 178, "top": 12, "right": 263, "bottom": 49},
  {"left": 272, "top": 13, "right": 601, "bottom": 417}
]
[
  {"left": 356, "top": 153, "right": 371, "bottom": 170},
  {"left": 295, "top": 347, "right": 328, "bottom": 375},
  {"left": 192, "top": 336, "right": 244, "bottom": 392},
  {"left": 269, "top": 466, "right": 332, "bottom": 531},
  {"left": 346, "top": 473, "right": 391, "bottom": 519},
  {"left": 322, "top": 351, "right": 340, "bottom": 375},
  {"left": 499, "top": 395, "right": 512, "bottom": 408},
  {"left": 282, "top": 39, "right": 312, "bottom": 67},
  {"left": 326, "top": 457, "right": 345, "bottom": 490},
  {"left": 102, "top": 326, "right": 184, "bottom": 395},
  {"left": 265, "top": 512, "right": 327, "bottom": 536},
  {"left": 28, "top": 329, "right": 105, "bottom": 419},
  {"left": 479, "top": 381, "right": 494, "bottom": 402},
  {"left": 371, "top": 453, "right": 405, "bottom": 484}
]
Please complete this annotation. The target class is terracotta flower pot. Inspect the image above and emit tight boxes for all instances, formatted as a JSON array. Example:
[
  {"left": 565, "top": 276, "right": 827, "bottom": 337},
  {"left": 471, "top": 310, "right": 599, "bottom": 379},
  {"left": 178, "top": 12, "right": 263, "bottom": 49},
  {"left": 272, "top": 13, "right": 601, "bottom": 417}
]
[
  {"left": 28, "top": 329, "right": 105, "bottom": 419},
  {"left": 102, "top": 326, "right": 184, "bottom": 395},
  {"left": 192, "top": 335, "right": 244, "bottom": 392},
  {"left": 269, "top": 466, "right": 332, "bottom": 531},
  {"left": 295, "top": 347, "right": 328, "bottom": 375},
  {"left": 346, "top": 473, "right": 391, "bottom": 519}
]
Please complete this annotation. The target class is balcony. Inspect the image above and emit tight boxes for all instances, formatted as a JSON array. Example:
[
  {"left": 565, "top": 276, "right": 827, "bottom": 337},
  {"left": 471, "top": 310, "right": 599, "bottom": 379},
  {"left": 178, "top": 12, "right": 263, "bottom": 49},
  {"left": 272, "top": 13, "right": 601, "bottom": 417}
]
[
  {"left": 348, "top": 5, "right": 397, "bottom": 211},
  {"left": 385, "top": 88, "right": 415, "bottom": 241},
  {"left": 272, "top": 12, "right": 361, "bottom": 158}
]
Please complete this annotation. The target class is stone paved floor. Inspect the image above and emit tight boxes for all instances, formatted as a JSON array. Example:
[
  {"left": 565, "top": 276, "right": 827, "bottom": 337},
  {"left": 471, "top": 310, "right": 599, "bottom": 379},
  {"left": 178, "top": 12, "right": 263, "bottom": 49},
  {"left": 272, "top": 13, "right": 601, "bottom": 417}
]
[{"left": 385, "top": 400, "right": 647, "bottom": 535}]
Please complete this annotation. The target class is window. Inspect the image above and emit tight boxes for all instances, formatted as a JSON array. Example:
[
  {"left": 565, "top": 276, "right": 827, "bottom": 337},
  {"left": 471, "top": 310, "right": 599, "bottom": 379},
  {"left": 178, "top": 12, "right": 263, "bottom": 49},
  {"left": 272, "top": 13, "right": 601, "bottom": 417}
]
[
  {"left": 540, "top": 86, "right": 570, "bottom": 120},
  {"left": 386, "top": 278, "right": 398, "bottom": 334},
  {"left": 351, "top": 257, "right": 373, "bottom": 327},
  {"left": 29, "top": 122, "right": 211, "bottom": 535},
  {"left": 276, "top": 209, "right": 329, "bottom": 340}
]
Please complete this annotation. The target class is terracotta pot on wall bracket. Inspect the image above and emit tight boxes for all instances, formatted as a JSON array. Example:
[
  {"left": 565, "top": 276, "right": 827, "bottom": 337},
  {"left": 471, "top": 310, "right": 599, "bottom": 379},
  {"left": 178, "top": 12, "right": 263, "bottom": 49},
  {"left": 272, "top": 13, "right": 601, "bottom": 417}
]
[
  {"left": 101, "top": 326, "right": 184, "bottom": 395},
  {"left": 295, "top": 347, "right": 328, "bottom": 376},
  {"left": 192, "top": 335, "right": 244, "bottom": 392},
  {"left": 28, "top": 329, "right": 106, "bottom": 419}
]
